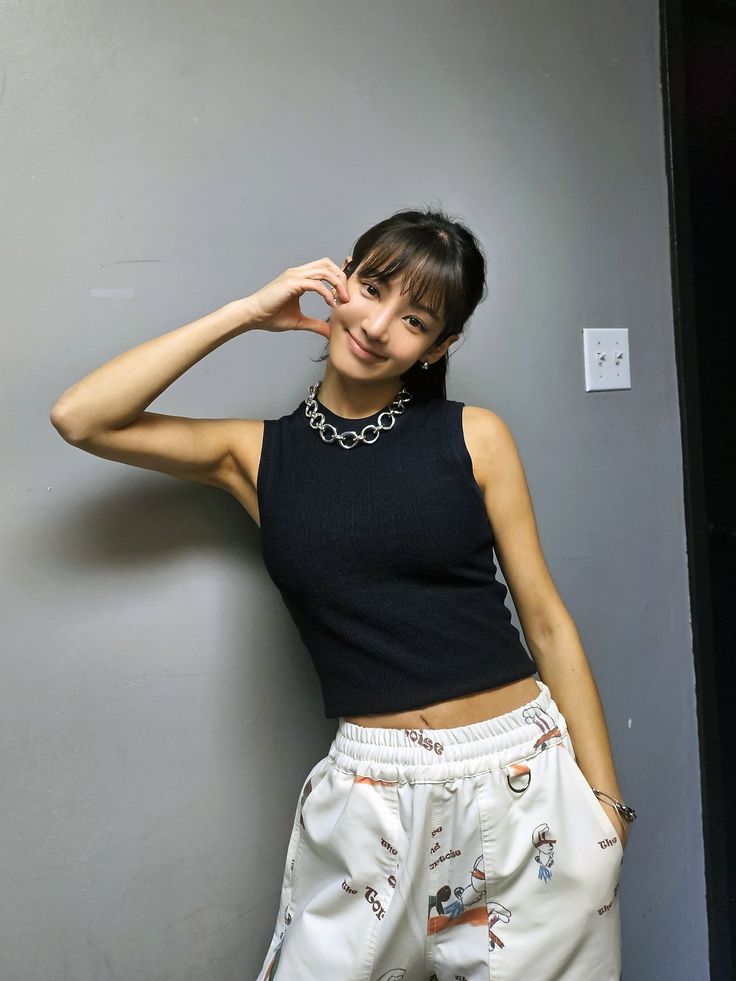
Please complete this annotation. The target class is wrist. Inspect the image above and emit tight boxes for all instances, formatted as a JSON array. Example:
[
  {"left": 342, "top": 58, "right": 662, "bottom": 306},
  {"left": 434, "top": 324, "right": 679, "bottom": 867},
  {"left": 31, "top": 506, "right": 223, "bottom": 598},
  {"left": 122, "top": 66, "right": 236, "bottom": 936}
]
[{"left": 219, "top": 298, "right": 260, "bottom": 337}]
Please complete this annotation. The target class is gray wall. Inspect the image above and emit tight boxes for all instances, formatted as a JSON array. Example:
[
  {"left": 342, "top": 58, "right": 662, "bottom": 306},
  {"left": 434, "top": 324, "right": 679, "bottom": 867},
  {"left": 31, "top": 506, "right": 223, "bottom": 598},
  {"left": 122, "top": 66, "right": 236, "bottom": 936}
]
[{"left": 2, "top": 1, "right": 706, "bottom": 978}]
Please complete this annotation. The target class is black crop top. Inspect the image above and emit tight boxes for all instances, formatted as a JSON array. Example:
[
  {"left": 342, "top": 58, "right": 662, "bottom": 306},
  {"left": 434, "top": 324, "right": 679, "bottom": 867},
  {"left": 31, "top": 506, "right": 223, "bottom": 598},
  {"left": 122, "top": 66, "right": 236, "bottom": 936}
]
[{"left": 256, "top": 391, "right": 537, "bottom": 718}]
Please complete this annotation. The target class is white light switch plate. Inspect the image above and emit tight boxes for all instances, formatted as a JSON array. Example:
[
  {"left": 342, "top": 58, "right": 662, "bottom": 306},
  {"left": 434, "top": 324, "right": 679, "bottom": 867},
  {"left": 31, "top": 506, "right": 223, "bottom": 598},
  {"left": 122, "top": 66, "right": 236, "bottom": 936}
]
[{"left": 582, "top": 328, "right": 631, "bottom": 391}]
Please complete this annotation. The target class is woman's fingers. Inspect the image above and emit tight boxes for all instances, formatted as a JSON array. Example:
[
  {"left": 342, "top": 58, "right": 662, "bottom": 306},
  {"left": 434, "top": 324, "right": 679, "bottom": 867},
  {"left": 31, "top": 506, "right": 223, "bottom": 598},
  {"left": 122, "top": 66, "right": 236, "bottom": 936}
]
[
  {"left": 244, "top": 257, "right": 347, "bottom": 334},
  {"left": 298, "top": 258, "right": 350, "bottom": 302}
]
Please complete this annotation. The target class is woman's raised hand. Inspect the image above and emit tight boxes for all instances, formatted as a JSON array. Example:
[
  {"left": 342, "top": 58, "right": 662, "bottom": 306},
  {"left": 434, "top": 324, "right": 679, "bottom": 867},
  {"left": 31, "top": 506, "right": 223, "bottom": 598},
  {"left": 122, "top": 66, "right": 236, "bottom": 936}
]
[{"left": 243, "top": 257, "right": 350, "bottom": 339}]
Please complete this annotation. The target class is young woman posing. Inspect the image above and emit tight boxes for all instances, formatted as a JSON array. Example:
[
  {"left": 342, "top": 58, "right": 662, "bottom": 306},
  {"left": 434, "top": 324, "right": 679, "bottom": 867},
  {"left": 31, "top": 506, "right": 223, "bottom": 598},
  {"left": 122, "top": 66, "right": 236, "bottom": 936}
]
[{"left": 51, "top": 207, "right": 635, "bottom": 980}]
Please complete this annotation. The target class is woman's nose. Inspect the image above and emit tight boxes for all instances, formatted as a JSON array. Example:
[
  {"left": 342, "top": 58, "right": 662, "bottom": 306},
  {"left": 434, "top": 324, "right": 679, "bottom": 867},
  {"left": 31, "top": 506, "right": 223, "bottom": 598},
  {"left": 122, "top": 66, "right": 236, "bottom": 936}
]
[{"left": 361, "top": 312, "right": 391, "bottom": 338}]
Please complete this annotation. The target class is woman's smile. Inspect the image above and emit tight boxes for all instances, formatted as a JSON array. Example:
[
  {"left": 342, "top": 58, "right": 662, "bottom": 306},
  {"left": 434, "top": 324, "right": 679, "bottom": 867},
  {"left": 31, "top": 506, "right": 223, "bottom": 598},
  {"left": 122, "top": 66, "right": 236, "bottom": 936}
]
[{"left": 345, "top": 328, "right": 387, "bottom": 362}]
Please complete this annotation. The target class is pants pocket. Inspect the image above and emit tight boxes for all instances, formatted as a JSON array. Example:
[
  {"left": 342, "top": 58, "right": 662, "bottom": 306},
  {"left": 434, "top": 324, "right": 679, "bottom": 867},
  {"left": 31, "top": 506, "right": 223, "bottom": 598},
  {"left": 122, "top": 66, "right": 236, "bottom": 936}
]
[
  {"left": 292, "top": 756, "right": 333, "bottom": 858},
  {"left": 559, "top": 735, "right": 625, "bottom": 855},
  {"left": 297, "top": 755, "right": 332, "bottom": 829}
]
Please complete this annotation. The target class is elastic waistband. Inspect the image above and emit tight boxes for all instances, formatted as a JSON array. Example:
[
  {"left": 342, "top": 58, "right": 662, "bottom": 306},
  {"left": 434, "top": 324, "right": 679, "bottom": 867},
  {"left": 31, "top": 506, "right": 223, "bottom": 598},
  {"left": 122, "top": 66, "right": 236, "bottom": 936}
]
[{"left": 329, "top": 680, "right": 569, "bottom": 784}]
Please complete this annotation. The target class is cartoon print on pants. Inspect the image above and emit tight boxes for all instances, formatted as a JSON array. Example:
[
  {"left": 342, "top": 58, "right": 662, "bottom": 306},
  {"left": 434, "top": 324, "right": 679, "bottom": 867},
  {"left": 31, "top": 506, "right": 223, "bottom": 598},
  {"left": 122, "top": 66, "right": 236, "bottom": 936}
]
[
  {"left": 426, "top": 855, "right": 513, "bottom": 949},
  {"left": 532, "top": 822, "right": 556, "bottom": 882},
  {"left": 427, "top": 854, "right": 488, "bottom": 934},
  {"left": 487, "top": 900, "right": 512, "bottom": 950},
  {"left": 522, "top": 703, "right": 561, "bottom": 750}
]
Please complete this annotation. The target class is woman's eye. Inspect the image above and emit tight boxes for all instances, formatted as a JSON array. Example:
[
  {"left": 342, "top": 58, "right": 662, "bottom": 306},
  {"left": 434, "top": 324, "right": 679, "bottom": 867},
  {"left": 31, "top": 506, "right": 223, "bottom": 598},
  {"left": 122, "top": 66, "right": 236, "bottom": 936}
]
[{"left": 407, "top": 316, "right": 427, "bottom": 331}]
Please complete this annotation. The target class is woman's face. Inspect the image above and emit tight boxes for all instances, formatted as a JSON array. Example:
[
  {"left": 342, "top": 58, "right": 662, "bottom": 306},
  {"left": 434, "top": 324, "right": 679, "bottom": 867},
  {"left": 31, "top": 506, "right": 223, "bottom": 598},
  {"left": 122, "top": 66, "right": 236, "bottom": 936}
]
[{"left": 328, "top": 260, "right": 458, "bottom": 377}]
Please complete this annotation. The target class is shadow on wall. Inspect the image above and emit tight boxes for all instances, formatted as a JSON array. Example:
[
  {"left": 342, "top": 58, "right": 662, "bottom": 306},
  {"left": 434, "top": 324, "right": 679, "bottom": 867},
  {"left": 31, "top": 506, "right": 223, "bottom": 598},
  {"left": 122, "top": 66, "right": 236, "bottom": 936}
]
[
  {"left": 38, "top": 472, "right": 335, "bottom": 755},
  {"left": 44, "top": 481, "right": 259, "bottom": 569}
]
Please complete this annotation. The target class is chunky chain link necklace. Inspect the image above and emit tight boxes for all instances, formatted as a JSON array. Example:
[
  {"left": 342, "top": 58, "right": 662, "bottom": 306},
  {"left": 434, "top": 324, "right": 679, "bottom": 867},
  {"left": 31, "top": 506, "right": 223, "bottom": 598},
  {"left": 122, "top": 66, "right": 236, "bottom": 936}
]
[{"left": 304, "top": 381, "right": 414, "bottom": 449}]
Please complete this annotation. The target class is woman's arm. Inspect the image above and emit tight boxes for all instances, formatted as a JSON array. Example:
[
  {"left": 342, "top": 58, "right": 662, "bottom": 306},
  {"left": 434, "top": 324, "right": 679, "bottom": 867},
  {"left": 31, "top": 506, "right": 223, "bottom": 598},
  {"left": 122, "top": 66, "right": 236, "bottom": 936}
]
[
  {"left": 50, "top": 298, "right": 255, "bottom": 440},
  {"left": 49, "top": 299, "right": 260, "bottom": 492},
  {"left": 462, "top": 405, "right": 630, "bottom": 846},
  {"left": 50, "top": 258, "right": 346, "bottom": 507},
  {"left": 521, "top": 618, "right": 629, "bottom": 847}
]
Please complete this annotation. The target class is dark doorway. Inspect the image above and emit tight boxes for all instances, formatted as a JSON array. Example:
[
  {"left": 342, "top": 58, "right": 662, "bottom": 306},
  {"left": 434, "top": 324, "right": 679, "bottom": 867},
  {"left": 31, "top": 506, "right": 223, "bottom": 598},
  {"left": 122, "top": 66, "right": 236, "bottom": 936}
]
[{"left": 660, "top": 1, "right": 735, "bottom": 977}]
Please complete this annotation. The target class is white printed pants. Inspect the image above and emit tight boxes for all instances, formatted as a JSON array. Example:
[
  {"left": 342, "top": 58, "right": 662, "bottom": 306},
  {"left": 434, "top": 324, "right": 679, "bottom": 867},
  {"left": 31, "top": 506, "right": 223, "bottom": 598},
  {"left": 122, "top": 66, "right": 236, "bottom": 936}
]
[{"left": 256, "top": 680, "right": 623, "bottom": 980}]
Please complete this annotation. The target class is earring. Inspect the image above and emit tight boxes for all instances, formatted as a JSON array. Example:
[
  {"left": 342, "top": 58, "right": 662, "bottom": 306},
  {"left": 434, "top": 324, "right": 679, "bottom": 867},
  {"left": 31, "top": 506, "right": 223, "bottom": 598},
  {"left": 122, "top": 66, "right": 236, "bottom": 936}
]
[{"left": 420, "top": 361, "right": 429, "bottom": 370}]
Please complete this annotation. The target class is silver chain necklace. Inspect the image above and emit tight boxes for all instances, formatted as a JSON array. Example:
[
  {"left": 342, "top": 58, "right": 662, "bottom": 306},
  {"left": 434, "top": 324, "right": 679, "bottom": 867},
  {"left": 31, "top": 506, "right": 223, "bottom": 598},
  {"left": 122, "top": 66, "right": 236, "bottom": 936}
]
[{"left": 304, "top": 381, "right": 414, "bottom": 449}]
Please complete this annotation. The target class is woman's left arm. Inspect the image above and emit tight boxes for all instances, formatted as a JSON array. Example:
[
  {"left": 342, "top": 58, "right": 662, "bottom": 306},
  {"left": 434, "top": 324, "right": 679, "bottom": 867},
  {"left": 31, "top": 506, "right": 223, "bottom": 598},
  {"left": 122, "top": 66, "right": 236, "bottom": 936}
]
[{"left": 462, "top": 405, "right": 630, "bottom": 847}]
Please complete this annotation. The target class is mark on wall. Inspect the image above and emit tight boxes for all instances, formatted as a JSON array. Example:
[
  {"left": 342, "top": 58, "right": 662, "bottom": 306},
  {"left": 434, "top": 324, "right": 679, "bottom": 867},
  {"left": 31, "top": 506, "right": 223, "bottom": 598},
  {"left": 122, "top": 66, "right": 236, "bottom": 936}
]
[{"left": 97, "top": 260, "right": 165, "bottom": 266}]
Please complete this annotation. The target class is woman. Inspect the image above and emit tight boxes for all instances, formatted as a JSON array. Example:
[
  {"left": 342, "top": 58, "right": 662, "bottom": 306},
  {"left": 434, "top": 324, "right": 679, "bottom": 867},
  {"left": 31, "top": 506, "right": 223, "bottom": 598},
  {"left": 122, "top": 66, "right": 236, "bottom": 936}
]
[{"left": 51, "top": 206, "right": 635, "bottom": 980}]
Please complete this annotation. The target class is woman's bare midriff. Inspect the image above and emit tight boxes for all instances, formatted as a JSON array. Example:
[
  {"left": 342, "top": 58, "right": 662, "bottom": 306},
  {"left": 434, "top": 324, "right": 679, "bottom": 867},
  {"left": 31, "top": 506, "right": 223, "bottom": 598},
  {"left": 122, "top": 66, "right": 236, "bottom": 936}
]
[{"left": 342, "top": 675, "right": 540, "bottom": 730}]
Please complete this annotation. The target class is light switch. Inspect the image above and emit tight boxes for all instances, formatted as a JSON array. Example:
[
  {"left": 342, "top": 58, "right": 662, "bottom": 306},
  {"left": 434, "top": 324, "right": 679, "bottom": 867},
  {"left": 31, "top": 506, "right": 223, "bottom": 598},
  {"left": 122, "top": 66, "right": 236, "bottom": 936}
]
[{"left": 582, "top": 328, "right": 631, "bottom": 392}]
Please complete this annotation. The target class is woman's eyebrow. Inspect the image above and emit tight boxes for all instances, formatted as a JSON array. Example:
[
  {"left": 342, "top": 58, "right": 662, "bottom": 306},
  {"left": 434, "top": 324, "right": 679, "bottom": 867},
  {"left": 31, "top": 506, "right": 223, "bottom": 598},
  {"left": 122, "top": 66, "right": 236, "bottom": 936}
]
[
  {"left": 370, "top": 273, "right": 441, "bottom": 321},
  {"left": 411, "top": 300, "right": 440, "bottom": 321}
]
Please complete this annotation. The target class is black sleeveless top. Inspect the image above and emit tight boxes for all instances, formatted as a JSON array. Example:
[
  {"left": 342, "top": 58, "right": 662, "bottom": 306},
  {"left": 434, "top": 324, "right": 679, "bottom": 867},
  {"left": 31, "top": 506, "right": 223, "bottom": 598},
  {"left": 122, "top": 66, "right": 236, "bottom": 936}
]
[{"left": 256, "top": 391, "right": 537, "bottom": 718}]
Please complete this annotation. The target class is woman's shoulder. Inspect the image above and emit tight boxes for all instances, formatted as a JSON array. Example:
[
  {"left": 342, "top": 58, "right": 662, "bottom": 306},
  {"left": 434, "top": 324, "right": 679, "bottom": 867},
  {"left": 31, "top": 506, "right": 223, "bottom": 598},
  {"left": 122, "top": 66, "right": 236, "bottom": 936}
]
[
  {"left": 441, "top": 398, "right": 510, "bottom": 436},
  {"left": 452, "top": 401, "right": 520, "bottom": 471},
  {"left": 459, "top": 401, "right": 506, "bottom": 423}
]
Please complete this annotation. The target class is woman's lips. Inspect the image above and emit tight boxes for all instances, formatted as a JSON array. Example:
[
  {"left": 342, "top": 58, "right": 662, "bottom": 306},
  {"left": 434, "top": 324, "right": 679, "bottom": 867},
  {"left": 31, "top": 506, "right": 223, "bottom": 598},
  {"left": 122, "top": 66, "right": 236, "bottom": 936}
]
[{"left": 346, "top": 330, "right": 386, "bottom": 361}]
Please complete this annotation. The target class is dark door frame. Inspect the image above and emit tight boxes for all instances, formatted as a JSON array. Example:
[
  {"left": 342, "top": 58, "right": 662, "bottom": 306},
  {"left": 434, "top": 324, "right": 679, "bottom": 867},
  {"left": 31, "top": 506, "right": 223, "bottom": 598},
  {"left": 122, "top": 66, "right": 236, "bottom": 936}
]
[{"left": 659, "top": 1, "right": 733, "bottom": 977}]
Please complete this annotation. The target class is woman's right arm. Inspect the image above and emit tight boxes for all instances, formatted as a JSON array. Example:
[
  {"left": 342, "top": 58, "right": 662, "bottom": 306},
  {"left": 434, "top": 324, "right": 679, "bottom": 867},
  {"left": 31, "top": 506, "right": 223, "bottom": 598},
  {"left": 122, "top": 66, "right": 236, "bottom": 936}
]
[
  {"left": 49, "top": 257, "right": 348, "bottom": 495},
  {"left": 48, "top": 299, "right": 261, "bottom": 493}
]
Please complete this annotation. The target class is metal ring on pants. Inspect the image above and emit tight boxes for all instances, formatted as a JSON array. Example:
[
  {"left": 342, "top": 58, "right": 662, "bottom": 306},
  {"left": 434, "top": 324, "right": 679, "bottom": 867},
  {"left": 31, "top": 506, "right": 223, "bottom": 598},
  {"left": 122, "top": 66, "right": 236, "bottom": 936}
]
[{"left": 256, "top": 679, "right": 624, "bottom": 981}]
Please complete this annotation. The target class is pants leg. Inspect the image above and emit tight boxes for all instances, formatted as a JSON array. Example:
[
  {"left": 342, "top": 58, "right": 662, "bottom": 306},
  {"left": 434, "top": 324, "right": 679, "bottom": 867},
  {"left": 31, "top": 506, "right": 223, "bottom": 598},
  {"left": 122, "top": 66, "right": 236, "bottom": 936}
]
[
  {"left": 255, "top": 755, "right": 409, "bottom": 980},
  {"left": 254, "top": 756, "right": 330, "bottom": 981}
]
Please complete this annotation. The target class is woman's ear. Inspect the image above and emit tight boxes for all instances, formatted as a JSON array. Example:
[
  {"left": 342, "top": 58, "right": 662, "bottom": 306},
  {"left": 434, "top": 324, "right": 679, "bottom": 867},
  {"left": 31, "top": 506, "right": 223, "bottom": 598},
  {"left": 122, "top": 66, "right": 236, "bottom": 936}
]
[{"left": 432, "top": 333, "right": 460, "bottom": 358}]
